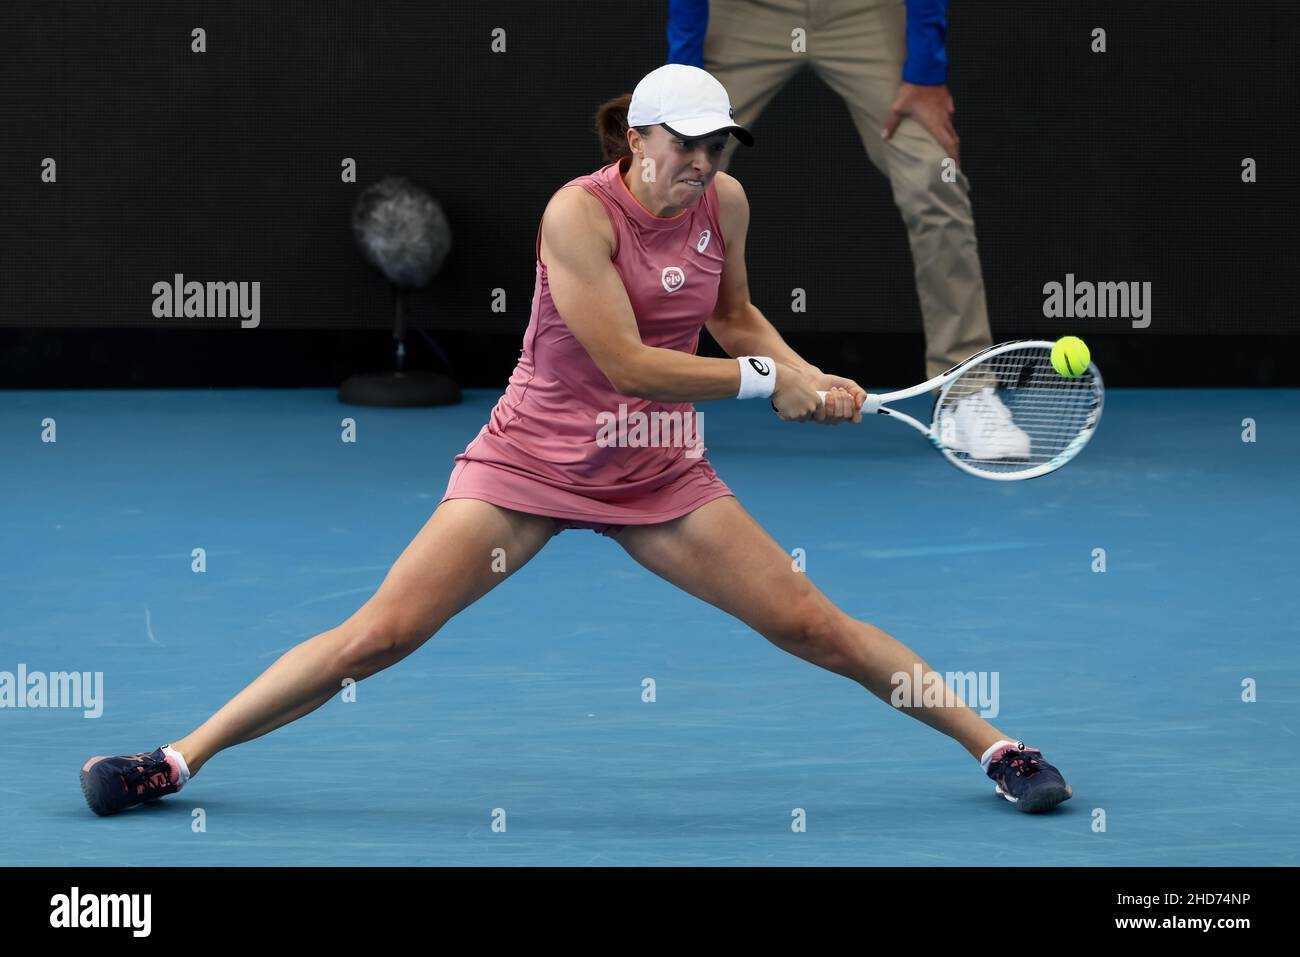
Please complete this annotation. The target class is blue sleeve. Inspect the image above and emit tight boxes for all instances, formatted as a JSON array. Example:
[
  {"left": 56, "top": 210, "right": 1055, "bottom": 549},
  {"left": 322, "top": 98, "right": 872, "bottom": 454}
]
[
  {"left": 667, "top": 0, "right": 709, "bottom": 67},
  {"left": 903, "top": 0, "right": 948, "bottom": 85}
]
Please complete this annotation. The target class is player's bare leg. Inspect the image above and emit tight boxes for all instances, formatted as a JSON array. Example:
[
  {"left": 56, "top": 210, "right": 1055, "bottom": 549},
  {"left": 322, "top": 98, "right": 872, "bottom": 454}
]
[
  {"left": 614, "top": 496, "right": 1012, "bottom": 760},
  {"left": 167, "top": 499, "right": 556, "bottom": 776}
]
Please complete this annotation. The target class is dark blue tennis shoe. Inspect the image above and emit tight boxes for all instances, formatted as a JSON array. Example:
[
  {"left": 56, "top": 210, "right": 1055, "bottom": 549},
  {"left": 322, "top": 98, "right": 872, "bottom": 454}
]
[
  {"left": 80, "top": 746, "right": 186, "bottom": 816},
  {"left": 985, "top": 741, "right": 1072, "bottom": 813}
]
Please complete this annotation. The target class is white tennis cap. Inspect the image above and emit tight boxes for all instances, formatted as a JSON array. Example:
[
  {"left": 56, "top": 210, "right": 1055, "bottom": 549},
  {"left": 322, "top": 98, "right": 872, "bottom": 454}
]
[{"left": 627, "top": 64, "right": 754, "bottom": 146}]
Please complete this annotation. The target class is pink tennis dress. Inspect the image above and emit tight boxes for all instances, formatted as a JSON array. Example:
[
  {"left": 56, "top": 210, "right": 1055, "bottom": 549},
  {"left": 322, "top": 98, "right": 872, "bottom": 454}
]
[{"left": 440, "top": 155, "right": 736, "bottom": 537}]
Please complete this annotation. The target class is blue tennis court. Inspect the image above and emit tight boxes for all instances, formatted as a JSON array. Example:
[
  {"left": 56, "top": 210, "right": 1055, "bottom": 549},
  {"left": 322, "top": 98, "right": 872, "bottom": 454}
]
[{"left": 2, "top": 387, "right": 1296, "bottom": 866}]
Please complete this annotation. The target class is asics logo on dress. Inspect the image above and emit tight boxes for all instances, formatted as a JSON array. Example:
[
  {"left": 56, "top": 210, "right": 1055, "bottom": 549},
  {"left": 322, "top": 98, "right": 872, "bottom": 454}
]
[
  {"left": 696, "top": 229, "right": 711, "bottom": 253},
  {"left": 661, "top": 265, "right": 686, "bottom": 293}
]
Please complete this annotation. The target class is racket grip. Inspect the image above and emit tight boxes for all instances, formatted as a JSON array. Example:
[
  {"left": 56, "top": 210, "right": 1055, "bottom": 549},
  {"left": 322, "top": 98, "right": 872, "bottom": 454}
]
[{"left": 817, "top": 390, "right": 880, "bottom": 414}]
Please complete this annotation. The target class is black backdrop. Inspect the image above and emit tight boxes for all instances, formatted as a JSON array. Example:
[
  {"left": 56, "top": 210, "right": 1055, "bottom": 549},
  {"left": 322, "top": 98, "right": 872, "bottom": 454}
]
[{"left": 1, "top": 1, "right": 1297, "bottom": 385}]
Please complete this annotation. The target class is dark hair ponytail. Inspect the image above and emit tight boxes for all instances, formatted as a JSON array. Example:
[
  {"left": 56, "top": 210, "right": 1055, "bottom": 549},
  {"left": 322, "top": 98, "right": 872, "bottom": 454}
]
[{"left": 594, "top": 93, "right": 652, "bottom": 164}]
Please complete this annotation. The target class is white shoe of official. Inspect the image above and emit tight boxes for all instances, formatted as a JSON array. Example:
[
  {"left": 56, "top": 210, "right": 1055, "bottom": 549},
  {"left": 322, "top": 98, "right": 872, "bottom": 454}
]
[{"left": 943, "top": 387, "right": 1032, "bottom": 461}]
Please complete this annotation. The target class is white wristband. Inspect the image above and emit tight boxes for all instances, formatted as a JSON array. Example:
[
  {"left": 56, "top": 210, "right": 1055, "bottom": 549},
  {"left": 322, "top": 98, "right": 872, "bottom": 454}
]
[{"left": 736, "top": 356, "right": 776, "bottom": 399}]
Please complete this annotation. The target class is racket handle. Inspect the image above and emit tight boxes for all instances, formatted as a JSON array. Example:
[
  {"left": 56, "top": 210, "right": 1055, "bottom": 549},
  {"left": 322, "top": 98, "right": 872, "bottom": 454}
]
[{"left": 815, "top": 390, "right": 880, "bottom": 414}]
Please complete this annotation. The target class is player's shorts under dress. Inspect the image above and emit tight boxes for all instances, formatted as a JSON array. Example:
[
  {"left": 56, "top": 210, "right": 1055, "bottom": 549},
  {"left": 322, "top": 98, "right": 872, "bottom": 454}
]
[{"left": 439, "top": 154, "right": 736, "bottom": 537}]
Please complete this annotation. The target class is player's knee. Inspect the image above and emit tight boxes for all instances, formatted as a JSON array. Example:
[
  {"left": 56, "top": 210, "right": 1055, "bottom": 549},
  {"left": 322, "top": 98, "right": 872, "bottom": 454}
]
[
  {"left": 799, "top": 605, "right": 853, "bottom": 667},
  {"left": 772, "top": 599, "right": 846, "bottom": 662},
  {"left": 331, "top": 619, "right": 426, "bottom": 680}
]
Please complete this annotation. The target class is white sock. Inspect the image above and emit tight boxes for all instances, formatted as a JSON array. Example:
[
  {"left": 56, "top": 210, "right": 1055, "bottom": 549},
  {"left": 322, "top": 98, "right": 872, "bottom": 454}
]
[
  {"left": 162, "top": 745, "right": 192, "bottom": 787},
  {"left": 980, "top": 739, "right": 1019, "bottom": 773}
]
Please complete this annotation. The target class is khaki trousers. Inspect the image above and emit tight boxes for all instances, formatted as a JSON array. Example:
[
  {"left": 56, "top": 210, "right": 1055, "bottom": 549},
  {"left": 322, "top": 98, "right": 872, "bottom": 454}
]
[{"left": 704, "top": 0, "right": 993, "bottom": 379}]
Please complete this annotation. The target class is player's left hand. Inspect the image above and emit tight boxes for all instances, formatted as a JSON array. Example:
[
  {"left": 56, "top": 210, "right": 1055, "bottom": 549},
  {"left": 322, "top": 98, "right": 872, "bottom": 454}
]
[
  {"left": 810, "top": 372, "right": 866, "bottom": 425},
  {"left": 882, "top": 82, "right": 960, "bottom": 169}
]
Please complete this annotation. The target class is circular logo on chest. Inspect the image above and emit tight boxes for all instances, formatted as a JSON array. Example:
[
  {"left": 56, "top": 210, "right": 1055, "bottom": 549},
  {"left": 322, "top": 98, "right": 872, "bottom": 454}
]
[{"left": 661, "top": 266, "right": 686, "bottom": 294}]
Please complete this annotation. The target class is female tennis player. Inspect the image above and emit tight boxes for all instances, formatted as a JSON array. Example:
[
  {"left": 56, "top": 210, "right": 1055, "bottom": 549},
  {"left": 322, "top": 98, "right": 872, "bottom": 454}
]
[{"left": 81, "top": 65, "right": 1071, "bottom": 817}]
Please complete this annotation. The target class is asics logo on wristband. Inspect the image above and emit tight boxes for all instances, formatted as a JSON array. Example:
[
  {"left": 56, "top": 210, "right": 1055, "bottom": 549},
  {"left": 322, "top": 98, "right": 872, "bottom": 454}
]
[{"left": 736, "top": 355, "right": 776, "bottom": 399}]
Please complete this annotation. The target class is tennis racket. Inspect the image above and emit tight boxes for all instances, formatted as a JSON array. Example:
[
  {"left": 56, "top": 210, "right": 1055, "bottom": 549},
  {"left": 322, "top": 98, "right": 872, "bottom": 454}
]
[{"left": 814, "top": 339, "right": 1104, "bottom": 480}]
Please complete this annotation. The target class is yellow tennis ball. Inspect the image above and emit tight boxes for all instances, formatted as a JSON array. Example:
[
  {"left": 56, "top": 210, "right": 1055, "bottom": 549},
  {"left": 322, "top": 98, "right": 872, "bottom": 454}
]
[{"left": 1051, "top": 336, "right": 1091, "bottom": 377}]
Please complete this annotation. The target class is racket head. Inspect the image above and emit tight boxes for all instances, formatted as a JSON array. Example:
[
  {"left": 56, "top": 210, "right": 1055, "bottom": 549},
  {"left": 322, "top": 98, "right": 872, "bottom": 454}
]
[{"left": 928, "top": 340, "right": 1104, "bottom": 480}]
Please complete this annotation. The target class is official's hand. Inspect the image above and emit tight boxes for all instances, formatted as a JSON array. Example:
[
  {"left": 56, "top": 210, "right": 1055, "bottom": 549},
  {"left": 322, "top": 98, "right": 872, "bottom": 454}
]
[{"left": 881, "top": 82, "right": 960, "bottom": 169}]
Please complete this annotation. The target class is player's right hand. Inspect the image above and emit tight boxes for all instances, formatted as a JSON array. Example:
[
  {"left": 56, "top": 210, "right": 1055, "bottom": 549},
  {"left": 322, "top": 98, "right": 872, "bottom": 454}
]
[{"left": 770, "top": 363, "right": 822, "bottom": 421}]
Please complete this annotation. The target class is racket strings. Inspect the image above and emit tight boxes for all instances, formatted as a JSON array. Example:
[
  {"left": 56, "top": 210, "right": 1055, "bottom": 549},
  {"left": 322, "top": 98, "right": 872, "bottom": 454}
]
[{"left": 934, "top": 346, "right": 1102, "bottom": 476}]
